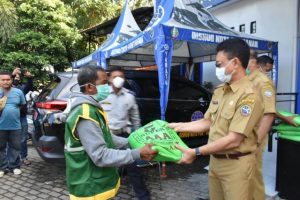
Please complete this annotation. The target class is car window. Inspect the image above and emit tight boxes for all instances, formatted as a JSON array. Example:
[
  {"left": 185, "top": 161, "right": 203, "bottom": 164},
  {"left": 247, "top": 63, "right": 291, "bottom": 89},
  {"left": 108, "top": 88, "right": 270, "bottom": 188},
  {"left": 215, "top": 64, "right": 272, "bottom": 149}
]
[
  {"left": 38, "top": 76, "right": 64, "bottom": 101},
  {"left": 127, "top": 78, "right": 160, "bottom": 98},
  {"left": 56, "top": 76, "right": 78, "bottom": 100},
  {"left": 169, "top": 80, "right": 207, "bottom": 100}
]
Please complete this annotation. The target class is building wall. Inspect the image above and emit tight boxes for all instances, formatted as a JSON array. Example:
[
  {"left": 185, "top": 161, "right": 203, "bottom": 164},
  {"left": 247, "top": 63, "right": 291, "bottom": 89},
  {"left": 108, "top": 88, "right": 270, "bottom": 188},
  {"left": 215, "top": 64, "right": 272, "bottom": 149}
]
[{"left": 203, "top": 0, "right": 298, "bottom": 111}]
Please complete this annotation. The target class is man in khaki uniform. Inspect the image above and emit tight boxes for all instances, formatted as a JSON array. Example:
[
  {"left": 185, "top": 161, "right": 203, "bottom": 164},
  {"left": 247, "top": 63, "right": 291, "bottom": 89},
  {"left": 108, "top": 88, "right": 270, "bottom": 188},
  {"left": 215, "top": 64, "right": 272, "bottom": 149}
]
[
  {"left": 169, "top": 38, "right": 264, "bottom": 200},
  {"left": 248, "top": 52, "right": 276, "bottom": 200}
]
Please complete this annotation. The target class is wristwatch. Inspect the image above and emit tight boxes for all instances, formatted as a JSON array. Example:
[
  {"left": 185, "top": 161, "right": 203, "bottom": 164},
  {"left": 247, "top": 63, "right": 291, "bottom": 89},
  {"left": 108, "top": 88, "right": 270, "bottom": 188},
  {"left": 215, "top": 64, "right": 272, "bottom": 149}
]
[{"left": 194, "top": 147, "right": 201, "bottom": 156}]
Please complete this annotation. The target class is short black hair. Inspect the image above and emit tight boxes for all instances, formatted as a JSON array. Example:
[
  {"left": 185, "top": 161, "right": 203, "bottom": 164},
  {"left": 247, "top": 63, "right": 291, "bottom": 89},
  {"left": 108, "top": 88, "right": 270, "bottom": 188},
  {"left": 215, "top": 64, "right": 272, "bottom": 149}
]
[
  {"left": 216, "top": 38, "right": 250, "bottom": 69},
  {"left": 109, "top": 66, "right": 124, "bottom": 76},
  {"left": 77, "top": 66, "right": 98, "bottom": 92},
  {"left": 0, "top": 71, "right": 12, "bottom": 78},
  {"left": 257, "top": 55, "right": 274, "bottom": 66},
  {"left": 96, "top": 67, "right": 106, "bottom": 73}
]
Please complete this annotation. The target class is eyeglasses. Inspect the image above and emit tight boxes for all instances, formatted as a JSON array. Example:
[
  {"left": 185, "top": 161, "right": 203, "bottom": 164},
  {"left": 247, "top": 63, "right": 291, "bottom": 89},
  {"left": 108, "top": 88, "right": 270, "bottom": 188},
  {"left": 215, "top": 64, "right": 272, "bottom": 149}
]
[{"left": 215, "top": 58, "right": 235, "bottom": 68}]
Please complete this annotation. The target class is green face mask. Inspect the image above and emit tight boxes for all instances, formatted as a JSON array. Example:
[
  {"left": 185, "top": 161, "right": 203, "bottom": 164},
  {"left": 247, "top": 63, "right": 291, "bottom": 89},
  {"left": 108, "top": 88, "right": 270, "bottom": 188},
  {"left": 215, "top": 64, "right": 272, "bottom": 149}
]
[
  {"left": 94, "top": 84, "right": 110, "bottom": 101},
  {"left": 246, "top": 68, "right": 251, "bottom": 75}
]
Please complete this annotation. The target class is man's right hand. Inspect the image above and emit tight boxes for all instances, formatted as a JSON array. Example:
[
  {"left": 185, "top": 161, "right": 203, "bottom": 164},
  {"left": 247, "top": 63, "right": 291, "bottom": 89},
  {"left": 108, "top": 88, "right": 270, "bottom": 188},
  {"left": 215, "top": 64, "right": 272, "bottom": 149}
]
[
  {"left": 139, "top": 144, "right": 157, "bottom": 161},
  {"left": 168, "top": 122, "right": 185, "bottom": 132},
  {"left": 12, "top": 68, "right": 21, "bottom": 76}
]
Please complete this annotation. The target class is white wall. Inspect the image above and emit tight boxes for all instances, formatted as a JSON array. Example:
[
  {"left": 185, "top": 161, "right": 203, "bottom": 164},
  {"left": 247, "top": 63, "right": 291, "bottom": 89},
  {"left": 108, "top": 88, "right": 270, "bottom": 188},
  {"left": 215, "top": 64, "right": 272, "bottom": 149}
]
[{"left": 204, "top": 0, "right": 298, "bottom": 111}]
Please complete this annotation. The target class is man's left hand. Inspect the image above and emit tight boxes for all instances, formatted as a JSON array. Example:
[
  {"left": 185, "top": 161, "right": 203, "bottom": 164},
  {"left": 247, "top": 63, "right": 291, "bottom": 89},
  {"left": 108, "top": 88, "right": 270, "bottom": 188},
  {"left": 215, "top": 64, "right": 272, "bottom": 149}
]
[
  {"left": 140, "top": 144, "right": 158, "bottom": 161},
  {"left": 176, "top": 145, "right": 196, "bottom": 164},
  {"left": 25, "top": 71, "right": 33, "bottom": 77}
]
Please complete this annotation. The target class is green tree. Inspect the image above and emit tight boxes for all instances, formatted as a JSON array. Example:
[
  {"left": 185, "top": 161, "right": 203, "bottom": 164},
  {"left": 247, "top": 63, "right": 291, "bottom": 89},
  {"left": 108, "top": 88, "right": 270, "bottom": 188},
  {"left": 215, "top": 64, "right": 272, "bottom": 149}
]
[
  {"left": 0, "top": 0, "right": 18, "bottom": 43},
  {"left": 63, "top": 0, "right": 120, "bottom": 30},
  {"left": 0, "top": 0, "right": 82, "bottom": 78},
  {"left": 63, "top": 0, "right": 153, "bottom": 55}
]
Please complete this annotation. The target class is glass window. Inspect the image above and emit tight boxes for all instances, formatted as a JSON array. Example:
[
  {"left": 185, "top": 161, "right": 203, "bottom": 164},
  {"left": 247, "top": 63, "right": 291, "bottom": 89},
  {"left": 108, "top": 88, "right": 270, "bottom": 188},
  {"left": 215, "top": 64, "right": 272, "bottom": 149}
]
[
  {"left": 38, "top": 76, "right": 62, "bottom": 101},
  {"left": 127, "top": 78, "right": 160, "bottom": 98},
  {"left": 57, "top": 76, "right": 78, "bottom": 99},
  {"left": 239, "top": 24, "right": 245, "bottom": 33},
  {"left": 250, "top": 21, "right": 256, "bottom": 34},
  {"left": 169, "top": 80, "right": 206, "bottom": 100}
]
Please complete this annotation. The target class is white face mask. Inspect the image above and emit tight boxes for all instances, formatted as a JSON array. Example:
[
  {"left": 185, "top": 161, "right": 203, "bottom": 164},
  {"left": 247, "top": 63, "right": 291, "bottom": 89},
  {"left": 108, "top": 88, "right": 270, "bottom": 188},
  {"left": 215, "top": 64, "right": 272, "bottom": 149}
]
[
  {"left": 215, "top": 59, "right": 235, "bottom": 83},
  {"left": 216, "top": 67, "right": 233, "bottom": 83},
  {"left": 112, "top": 77, "right": 125, "bottom": 89}
]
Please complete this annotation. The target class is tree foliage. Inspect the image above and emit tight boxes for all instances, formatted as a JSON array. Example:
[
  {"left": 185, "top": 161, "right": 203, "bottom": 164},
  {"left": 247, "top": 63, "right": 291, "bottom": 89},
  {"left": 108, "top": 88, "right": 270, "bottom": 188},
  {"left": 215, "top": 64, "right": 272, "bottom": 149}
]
[
  {"left": 0, "top": 0, "right": 153, "bottom": 86},
  {"left": 0, "top": 0, "right": 18, "bottom": 43},
  {"left": 0, "top": 0, "right": 82, "bottom": 80},
  {"left": 63, "top": 0, "right": 120, "bottom": 30}
]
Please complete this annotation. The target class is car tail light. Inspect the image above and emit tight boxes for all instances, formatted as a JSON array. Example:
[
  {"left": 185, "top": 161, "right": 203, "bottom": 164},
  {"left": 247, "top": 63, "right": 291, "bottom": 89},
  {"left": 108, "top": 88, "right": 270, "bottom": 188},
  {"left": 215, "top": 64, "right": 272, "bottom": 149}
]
[
  {"left": 38, "top": 147, "right": 53, "bottom": 152},
  {"left": 36, "top": 100, "right": 67, "bottom": 111}
]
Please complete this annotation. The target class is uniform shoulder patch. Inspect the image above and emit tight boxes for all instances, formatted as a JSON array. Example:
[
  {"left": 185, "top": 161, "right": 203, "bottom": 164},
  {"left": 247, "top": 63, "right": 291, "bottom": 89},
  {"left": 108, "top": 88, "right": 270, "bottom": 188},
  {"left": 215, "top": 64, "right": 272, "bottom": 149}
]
[
  {"left": 264, "top": 90, "right": 273, "bottom": 98},
  {"left": 240, "top": 105, "right": 251, "bottom": 117}
]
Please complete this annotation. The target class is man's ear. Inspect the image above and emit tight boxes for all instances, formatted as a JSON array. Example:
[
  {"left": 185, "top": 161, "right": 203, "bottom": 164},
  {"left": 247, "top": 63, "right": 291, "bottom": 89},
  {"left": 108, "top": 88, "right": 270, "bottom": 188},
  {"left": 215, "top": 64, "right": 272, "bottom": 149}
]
[
  {"left": 233, "top": 58, "right": 241, "bottom": 69},
  {"left": 84, "top": 84, "right": 91, "bottom": 92}
]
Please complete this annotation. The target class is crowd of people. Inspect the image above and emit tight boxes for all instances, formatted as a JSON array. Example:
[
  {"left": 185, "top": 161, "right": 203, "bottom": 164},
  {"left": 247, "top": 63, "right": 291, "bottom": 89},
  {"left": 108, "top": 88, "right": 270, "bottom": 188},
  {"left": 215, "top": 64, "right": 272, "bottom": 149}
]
[
  {"left": 0, "top": 67, "right": 33, "bottom": 177},
  {"left": 0, "top": 37, "right": 277, "bottom": 200}
]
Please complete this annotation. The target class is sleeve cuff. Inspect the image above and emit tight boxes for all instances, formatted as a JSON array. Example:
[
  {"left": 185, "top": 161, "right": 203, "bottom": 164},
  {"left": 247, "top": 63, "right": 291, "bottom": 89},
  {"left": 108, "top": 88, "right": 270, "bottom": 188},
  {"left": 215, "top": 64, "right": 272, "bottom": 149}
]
[{"left": 131, "top": 149, "right": 140, "bottom": 160}]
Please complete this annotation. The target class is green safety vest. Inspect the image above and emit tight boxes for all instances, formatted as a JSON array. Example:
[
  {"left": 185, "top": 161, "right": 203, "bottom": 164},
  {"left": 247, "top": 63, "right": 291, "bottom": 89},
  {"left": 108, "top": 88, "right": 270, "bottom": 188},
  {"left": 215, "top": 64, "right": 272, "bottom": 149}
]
[{"left": 64, "top": 103, "right": 120, "bottom": 200}]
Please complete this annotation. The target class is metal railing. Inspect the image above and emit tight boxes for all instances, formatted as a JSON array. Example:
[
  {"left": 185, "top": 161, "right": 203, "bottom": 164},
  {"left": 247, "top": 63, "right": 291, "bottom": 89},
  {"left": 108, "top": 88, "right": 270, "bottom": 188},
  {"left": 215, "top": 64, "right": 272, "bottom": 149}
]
[
  {"left": 268, "top": 92, "right": 298, "bottom": 151},
  {"left": 276, "top": 92, "right": 298, "bottom": 114}
]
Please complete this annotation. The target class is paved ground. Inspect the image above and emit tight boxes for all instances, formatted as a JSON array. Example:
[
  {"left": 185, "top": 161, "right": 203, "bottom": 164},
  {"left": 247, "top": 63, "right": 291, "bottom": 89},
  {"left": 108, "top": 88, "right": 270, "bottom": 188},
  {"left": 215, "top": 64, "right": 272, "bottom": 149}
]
[
  {"left": 0, "top": 141, "right": 284, "bottom": 200},
  {"left": 0, "top": 142, "right": 210, "bottom": 200}
]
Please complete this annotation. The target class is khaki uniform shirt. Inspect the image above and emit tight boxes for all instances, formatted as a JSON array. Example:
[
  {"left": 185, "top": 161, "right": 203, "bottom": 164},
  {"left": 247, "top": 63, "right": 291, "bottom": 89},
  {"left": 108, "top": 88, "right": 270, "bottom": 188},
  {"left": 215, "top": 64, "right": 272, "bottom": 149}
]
[
  {"left": 248, "top": 70, "right": 276, "bottom": 114},
  {"left": 204, "top": 77, "right": 263, "bottom": 154}
]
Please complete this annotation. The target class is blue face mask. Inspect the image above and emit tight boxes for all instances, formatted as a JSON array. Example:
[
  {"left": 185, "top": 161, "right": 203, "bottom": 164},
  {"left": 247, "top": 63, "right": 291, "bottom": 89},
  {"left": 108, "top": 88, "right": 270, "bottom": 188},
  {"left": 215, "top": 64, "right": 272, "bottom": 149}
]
[{"left": 94, "top": 84, "right": 110, "bottom": 101}]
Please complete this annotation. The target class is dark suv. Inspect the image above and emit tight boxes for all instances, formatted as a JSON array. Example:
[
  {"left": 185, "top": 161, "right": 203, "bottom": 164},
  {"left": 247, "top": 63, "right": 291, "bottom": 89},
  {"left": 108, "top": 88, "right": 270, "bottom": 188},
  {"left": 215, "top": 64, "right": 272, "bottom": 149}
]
[{"left": 32, "top": 70, "right": 211, "bottom": 162}]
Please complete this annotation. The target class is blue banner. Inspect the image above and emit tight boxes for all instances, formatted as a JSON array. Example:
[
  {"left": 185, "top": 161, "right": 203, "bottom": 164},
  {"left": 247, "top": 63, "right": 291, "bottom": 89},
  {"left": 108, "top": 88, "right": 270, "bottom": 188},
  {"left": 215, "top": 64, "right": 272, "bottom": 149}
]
[{"left": 155, "top": 26, "right": 173, "bottom": 120}]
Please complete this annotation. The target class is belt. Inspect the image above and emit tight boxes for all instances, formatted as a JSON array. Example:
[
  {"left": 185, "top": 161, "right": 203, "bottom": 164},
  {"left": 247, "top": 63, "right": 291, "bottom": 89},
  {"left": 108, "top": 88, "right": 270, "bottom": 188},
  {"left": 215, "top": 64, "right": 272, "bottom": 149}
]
[
  {"left": 110, "top": 128, "right": 128, "bottom": 135},
  {"left": 212, "top": 152, "right": 252, "bottom": 160}
]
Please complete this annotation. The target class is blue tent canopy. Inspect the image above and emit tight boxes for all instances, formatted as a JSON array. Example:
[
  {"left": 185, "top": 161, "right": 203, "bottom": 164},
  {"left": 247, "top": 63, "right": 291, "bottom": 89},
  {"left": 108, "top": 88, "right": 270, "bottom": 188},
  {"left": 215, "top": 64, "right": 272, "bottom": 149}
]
[
  {"left": 72, "top": 0, "right": 142, "bottom": 68},
  {"left": 100, "top": 0, "right": 278, "bottom": 120}
]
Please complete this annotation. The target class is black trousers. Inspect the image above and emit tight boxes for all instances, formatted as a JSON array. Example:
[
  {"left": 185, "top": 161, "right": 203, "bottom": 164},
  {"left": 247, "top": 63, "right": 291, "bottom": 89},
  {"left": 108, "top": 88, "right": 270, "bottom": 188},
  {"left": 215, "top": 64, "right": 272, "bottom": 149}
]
[{"left": 119, "top": 132, "right": 151, "bottom": 200}]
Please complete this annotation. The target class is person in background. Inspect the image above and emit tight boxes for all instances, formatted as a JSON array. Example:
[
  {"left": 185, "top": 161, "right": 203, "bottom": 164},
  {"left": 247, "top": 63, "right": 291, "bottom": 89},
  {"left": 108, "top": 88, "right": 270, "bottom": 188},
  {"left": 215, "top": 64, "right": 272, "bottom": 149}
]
[
  {"left": 169, "top": 38, "right": 264, "bottom": 200},
  {"left": 0, "top": 71, "right": 26, "bottom": 177},
  {"left": 247, "top": 51, "right": 276, "bottom": 200},
  {"left": 101, "top": 67, "right": 151, "bottom": 200},
  {"left": 11, "top": 67, "right": 34, "bottom": 165},
  {"left": 257, "top": 55, "right": 274, "bottom": 78},
  {"left": 64, "top": 66, "right": 156, "bottom": 200}
]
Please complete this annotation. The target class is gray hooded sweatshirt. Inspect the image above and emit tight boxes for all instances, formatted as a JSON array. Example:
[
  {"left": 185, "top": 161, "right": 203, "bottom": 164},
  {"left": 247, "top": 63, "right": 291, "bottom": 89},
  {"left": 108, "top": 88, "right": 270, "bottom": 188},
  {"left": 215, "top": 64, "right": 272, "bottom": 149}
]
[{"left": 69, "top": 93, "right": 140, "bottom": 167}]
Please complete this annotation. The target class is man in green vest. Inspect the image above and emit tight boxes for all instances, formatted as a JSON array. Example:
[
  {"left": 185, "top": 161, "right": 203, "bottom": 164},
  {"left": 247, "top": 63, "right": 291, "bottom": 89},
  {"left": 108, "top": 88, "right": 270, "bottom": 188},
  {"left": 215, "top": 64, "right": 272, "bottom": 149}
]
[{"left": 64, "top": 66, "right": 157, "bottom": 200}]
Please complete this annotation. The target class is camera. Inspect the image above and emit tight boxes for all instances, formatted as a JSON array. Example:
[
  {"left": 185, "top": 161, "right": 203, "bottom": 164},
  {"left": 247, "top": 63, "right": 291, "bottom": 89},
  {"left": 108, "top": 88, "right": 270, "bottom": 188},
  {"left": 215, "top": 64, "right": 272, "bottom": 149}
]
[{"left": 20, "top": 67, "right": 26, "bottom": 76}]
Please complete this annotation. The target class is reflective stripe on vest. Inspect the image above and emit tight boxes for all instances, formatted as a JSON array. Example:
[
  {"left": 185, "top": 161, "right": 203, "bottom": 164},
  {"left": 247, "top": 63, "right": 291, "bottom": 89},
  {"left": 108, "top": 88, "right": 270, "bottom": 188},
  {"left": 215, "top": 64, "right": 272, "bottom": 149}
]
[
  {"left": 64, "top": 138, "right": 84, "bottom": 152},
  {"left": 69, "top": 179, "right": 121, "bottom": 200}
]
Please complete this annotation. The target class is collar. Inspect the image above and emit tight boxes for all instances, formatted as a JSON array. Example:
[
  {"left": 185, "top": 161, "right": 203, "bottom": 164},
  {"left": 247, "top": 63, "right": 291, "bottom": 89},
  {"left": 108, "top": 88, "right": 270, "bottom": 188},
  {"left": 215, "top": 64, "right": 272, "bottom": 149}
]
[
  {"left": 110, "top": 87, "right": 125, "bottom": 95},
  {"left": 227, "top": 76, "right": 249, "bottom": 93}
]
